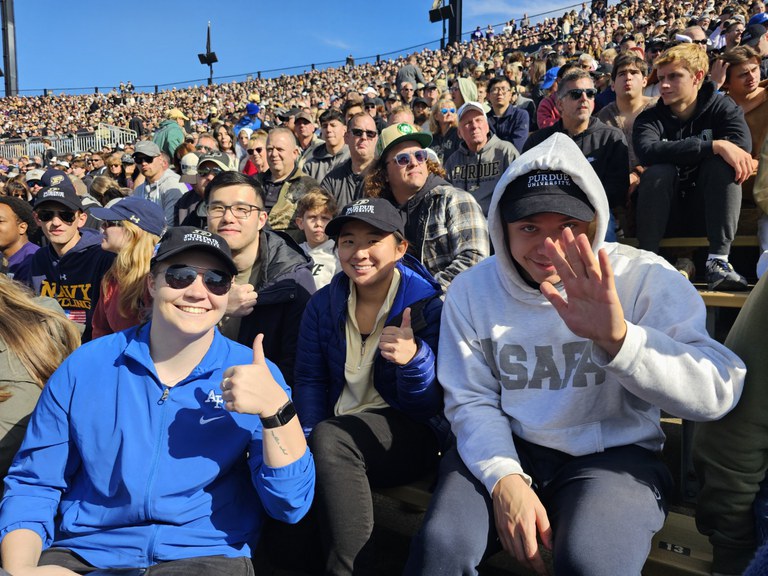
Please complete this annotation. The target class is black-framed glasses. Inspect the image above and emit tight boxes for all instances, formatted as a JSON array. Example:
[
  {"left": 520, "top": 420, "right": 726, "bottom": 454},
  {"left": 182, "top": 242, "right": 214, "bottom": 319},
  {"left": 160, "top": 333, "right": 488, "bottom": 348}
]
[
  {"left": 350, "top": 128, "right": 378, "bottom": 139},
  {"left": 206, "top": 203, "right": 262, "bottom": 219},
  {"left": 566, "top": 88, "right": 598, "bottom": 100},
  {"left": 692, "top": 38, "right": 708, "bottom": 44},
  {"left": 134, "top": 155, "right": 155, "bottom": 165},
  {"left": 246, "top": 147, "right": 263, "bottom": 155},
  {"left": 401, "top": 87, "right": 414, "bottom": 92},
  {"left": 197, "top": 167, "right": 224, "bottom": 177},
  {"left": 441, "top": 107, "right": 456, "bottom": 114},
  {"left": 164, "top": 264, "right": 232, "bottom": 296},
  {"left": 391, "top": 149, "right": 429, "bottom": 166},
  {"left": 36, "top": 209, "right": 77, "bottom": 223},
  {"left": 364, "top": 103, "right": 377, "bottom": 109},
  {"left": 100, "top": 220, "right": 123, "bottom": 229}
]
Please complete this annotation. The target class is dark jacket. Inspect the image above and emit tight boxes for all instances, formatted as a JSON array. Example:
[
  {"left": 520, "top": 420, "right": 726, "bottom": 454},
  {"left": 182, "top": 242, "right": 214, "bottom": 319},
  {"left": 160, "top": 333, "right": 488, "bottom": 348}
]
[
  {"left": 293, "top": 255, "right": 448, "bottom": 444},
  {"left": 487, "top": 105, "right": 529, "bottom": 153},
  {"left": 30, "top": 228, "right": 115, "bottom": 343},
  {"left": 429, "top": 126, "right": 462, "bottom": 163},
  {"left": 524, "top": 116, "right": 629, "bottom": 207},
  {"left": 228, "top": 230, "right": 316, "bottom": 387},
  {"left": 320, "top": 158, "right": 365, "bottom": 208},
  {"left": 302, "top": 144, "right": 350, "bottom": 184},
  {"left": 634, "top": 80, "right": 752, "bottom": 176}
]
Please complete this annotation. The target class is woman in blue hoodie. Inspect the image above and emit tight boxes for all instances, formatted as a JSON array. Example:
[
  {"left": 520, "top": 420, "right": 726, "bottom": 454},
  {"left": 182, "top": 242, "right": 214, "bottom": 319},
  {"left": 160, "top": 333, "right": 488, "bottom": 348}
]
[{"left": 293, "top": 198, "right": 447, "bottom": 576}]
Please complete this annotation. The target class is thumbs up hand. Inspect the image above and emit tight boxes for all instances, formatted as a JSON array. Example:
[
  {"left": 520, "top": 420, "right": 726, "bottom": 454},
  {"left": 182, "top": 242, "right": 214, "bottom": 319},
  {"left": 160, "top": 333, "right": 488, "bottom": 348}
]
[
  {"left": 221, "top": 334, "right": 289, "bottom": 416},
  {"left": 379, "top": 307, "right": 418, "bottom": 365}
]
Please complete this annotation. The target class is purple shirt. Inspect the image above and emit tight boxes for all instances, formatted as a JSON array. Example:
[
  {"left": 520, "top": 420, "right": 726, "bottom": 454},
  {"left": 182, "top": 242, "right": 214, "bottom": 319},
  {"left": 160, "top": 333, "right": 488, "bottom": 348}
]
[{"left": 7, "top": 241, "right": 39, "bottom": 287}]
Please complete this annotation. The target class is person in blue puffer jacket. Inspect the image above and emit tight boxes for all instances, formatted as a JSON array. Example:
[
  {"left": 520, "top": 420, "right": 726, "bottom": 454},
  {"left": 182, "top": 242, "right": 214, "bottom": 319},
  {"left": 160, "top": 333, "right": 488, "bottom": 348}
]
[{"left": 293, "top": 197, "right": 448, "bottom": 576}]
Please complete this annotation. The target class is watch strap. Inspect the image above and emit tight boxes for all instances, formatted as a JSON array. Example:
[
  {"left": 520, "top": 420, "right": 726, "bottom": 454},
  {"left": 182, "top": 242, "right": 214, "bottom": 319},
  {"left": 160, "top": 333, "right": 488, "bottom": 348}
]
[{"left": 260, "top": 400, "right": 297, "bottom": 429}]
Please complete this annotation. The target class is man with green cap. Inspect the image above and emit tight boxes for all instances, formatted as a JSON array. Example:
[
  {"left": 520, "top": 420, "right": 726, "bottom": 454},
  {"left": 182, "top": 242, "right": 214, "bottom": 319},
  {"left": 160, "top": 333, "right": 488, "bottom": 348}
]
[{"left": 363, "top": 122, "right": 488, "bottom": 291}]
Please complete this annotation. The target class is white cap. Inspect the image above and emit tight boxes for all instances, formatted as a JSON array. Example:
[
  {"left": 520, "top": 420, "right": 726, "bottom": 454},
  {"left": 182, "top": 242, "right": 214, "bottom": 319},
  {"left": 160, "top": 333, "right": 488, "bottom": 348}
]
[{"left": 457, "top": 101, "right": 487, "bottom": 121}]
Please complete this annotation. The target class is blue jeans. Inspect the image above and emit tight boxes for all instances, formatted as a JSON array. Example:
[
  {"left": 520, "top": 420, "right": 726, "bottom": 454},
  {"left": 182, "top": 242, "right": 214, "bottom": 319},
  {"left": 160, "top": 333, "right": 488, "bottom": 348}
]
[{"left": 405, "top": 440, "right": 673, "bottom": 576}]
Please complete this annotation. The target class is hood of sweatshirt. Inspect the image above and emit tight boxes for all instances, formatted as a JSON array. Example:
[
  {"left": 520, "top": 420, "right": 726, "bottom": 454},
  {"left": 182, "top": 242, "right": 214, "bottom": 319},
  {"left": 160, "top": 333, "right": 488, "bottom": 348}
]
[{"left": 487, "top": 132, "right": 609, "bottom": 298}]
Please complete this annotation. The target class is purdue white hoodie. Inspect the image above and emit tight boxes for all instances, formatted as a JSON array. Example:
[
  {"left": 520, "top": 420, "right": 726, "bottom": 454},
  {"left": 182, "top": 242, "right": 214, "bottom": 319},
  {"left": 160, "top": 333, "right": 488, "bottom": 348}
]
[{"left": 439, "top": 133, "right": 745, "bottom": 495}]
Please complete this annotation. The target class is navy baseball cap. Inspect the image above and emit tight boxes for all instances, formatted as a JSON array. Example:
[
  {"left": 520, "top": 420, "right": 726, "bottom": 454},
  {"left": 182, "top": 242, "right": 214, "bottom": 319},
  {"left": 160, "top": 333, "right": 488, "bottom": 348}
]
[
  {"left": 325, "top": 198, "right": 405, "bottom": 238},
  {"left": 34, "top": 184, "right": 83, "bottom": 211},
  {"left": 90, "top": 196, "right": 166, "bottom": 236},
  {"left": 500, "top": 170, "right": 595, "bottom": 223},
  {"left": 151, "top": 226, "right": 237, "bottom": 275}
]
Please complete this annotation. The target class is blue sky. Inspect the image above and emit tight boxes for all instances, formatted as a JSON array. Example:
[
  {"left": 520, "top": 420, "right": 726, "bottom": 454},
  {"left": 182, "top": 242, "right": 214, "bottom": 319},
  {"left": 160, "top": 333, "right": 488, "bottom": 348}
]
[{"left": 4, "top": 0, "right": 573, "bottom": 96}]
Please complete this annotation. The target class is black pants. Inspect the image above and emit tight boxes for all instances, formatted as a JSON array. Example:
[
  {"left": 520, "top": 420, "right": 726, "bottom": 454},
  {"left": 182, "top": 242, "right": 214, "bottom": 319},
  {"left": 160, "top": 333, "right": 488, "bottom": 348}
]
[
  {"left": 636, "top": 157, "right": 741, "bottom": 255},
  {"left": 39, "top": 548, "right": 254, "bottom": 575},
  {"left": 309, "top": 408, "right": 440, "bottom": 576}
]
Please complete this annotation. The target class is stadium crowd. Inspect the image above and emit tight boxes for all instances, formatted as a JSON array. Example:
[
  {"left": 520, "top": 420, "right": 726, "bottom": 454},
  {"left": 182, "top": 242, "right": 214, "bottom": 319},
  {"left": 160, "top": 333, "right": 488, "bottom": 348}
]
[{"left": 0, "top": 0, "right": 767, "bottom": 574}]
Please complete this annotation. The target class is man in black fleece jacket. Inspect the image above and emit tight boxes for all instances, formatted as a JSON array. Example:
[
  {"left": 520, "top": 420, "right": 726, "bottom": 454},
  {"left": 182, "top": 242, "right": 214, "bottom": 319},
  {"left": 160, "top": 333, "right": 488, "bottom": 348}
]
[{"left": 633, "top": 44, "right": 753, "bottom": 290}]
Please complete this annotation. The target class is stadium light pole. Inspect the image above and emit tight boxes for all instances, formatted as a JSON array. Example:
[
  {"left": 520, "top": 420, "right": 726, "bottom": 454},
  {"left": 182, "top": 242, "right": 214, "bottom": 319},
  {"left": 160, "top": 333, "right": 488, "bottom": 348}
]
[
  {"left": 197, "top": 21, "right": 218, "bottom": 86},
  {"left": 429, "top": 0, "right": 462, "bottom": 47},
  {"left": 0, "top": 0, "right": 18, "bottom": 96}
]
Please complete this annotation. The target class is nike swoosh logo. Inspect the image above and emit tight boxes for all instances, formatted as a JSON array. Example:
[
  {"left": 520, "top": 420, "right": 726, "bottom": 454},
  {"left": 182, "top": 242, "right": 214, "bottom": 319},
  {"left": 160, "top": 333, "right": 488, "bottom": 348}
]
[{"left": 199, "top": 415, "right": 226, "bottom": 425}]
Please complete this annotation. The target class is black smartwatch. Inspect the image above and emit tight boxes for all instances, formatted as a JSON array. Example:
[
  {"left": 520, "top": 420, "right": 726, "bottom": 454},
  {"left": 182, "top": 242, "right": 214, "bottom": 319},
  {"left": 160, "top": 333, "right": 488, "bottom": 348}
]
[{"left": 260, "top": 400, "right": 297, "bottom": 429}]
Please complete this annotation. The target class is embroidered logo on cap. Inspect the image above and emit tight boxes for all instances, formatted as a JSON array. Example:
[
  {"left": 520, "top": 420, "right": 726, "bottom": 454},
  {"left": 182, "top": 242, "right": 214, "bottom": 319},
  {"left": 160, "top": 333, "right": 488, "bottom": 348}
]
[{"left": 397, "top": 123, "right": 414, "bottom": 135}]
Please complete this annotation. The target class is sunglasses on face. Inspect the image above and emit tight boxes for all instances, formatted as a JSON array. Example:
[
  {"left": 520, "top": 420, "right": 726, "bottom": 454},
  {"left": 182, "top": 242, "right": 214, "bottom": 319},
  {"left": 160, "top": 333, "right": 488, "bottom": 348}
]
[
  {"left": 391, "top": 149, "right": 429, "bottom": 166},
  {"left": 441, "top": 107, "right": 456, "bottom": 114},
  {"left": 350, "top": 128, "right": 378, "bottom": 139},
  {"left": 134, "top": 156, "right": 155, "bottom": 165},
  {"left": 164, "top": 264, "right": 233, "bottom": 296},
  {"left": 197, "top": 167, "right": 224, "bottom": 177},
  {"left": 246, "top": 147, "right": 263, "bottom": 155},
  {"left": 101, "top": 220, "right": 123, "bottom": 229},
  {"left": 566, "top": 88, "right": 598, "bottom": 100},
  {"left": 36, "top": 209, "right": 77, "bottom": 223}
]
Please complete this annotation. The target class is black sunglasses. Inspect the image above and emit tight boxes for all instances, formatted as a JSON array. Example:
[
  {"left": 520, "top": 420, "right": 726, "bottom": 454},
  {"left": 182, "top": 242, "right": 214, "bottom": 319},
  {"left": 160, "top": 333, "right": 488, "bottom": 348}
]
[
  {"left": 36, "top": 209, "right": 77, "bottom": 223},
  {"left": 100, "top": 220, "right": 123, "bottom": 229},
  {"left": 566, "top": 88, "right": 598, "bottom": 100},
  {"left": 350, "top": 128, "right": 378, "bottom": 139},
  {"left": 246, "top": 147, "right": 263, "bottom": 155},
  {"left": 164, "top": 264, "right": 232, "bottom": 296},
  {"left": 197, "top": 167, "right": 224, "bottom": 177}
]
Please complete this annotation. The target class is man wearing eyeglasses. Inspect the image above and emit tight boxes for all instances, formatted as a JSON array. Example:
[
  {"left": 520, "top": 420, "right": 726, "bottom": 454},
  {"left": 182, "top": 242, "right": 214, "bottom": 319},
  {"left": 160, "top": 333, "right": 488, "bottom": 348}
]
[
  {"left": 321, "top": 113, "right": 379, "bottom": 207},
  {"left": 365, "top": 123, "right": 489, "bottom": 292},
  {"left": 131, "top": 141, "right": 186, "bottom": 227},
  {"left": 486, "top": 76, "right": 531, "bottom": 153},
  {"left": 195, "top": 133, "right": 220, "bottom": 155},
  {"left": 524, "top": 69, "right": 629, "bottom": 230},
  {"left": 205, "top": 171, "right": 315, "bottom": 387},
  {"left": 178, "top": 151, "right": 233, "bottom": 228},
  {"left": 30, "top": 183, "right": 115, "bottom": 342}
]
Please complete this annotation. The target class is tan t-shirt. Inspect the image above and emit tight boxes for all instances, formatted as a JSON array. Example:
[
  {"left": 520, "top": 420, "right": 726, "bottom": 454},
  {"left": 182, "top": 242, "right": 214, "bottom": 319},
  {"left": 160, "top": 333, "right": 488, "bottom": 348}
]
[{"left": 335, "top": 269, "right": 401, "bottom": 416}]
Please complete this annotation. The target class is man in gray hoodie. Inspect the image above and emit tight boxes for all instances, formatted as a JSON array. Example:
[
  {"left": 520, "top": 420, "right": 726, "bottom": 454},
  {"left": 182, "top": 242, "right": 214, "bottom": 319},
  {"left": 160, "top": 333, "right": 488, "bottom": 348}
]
[{"left": 444, "top": 102, "right": 518, "bottom": 216}]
